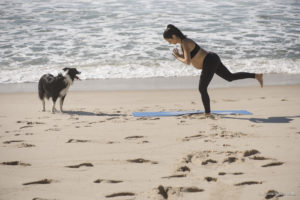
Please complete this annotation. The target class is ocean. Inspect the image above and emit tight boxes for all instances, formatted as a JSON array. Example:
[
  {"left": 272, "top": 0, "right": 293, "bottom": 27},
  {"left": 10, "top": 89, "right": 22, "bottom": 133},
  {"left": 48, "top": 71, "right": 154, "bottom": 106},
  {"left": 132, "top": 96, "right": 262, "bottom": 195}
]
[{"left": 0, "top": 0, "right": 299, "bottom": 83}]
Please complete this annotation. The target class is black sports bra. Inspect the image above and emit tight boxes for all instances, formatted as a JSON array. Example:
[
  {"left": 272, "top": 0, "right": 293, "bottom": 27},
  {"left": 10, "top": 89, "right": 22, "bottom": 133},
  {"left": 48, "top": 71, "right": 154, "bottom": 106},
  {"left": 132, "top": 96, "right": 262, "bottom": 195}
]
[
  {"left": 181, "top": 43, "right": 200, "bottom": 59},
  {"left": 190, "top": 43, "right": 200, "bottom": 59}
]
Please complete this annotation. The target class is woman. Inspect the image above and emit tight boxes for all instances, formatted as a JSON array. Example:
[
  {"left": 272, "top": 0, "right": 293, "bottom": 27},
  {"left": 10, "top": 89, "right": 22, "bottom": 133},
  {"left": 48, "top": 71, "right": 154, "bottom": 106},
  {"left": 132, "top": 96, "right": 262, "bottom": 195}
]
[{"left": 163, "top": 24, "right": 263, "bottom": 115}]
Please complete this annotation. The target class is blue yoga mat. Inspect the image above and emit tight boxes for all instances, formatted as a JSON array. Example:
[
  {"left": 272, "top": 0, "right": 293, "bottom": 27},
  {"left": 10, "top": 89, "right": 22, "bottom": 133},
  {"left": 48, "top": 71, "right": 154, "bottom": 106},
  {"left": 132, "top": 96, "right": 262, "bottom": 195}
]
[{"left": 132, "top": 110, "right": 252, "bottom": 117}]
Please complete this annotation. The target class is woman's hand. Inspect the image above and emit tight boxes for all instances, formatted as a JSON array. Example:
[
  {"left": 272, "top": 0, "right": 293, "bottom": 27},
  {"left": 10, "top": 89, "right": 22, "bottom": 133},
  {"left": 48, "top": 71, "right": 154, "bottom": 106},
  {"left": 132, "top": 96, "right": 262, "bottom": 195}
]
[{"left": 172, "top": 48, "right": 180, "bottom": 58}]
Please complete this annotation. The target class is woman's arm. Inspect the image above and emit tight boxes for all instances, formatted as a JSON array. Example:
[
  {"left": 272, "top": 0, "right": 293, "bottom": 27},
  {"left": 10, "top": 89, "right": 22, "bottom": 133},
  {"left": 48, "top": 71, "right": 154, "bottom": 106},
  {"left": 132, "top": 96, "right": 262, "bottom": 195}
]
[
  {"left": 172, "top": 48, "right": 183, "bottom": 58},
  {"left": 173, "top": 42, "right": 191, "bottom": 65}
]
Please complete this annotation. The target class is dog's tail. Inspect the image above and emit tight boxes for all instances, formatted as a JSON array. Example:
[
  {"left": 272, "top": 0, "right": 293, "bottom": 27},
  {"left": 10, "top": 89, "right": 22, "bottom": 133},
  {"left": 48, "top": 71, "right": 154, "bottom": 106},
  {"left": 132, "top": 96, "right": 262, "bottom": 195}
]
[{"left": 38, "top": 78, "right": 44, "bottom": 100}]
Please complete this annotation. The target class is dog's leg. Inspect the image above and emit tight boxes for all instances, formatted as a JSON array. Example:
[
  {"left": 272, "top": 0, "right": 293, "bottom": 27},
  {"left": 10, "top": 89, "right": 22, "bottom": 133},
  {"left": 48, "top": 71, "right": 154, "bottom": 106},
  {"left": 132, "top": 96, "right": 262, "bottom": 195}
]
[
  {"left": 52, "top": 97, "right": 58, "bottom": 113},
  {"left": 42, "top": 98, "right": 46, "bottom": 112},
  {"left": 60, "top": 96, "right": 66, "bottom": 112},
  {"left": 52, "top": 101, "right": 57, "bottom": 113}
]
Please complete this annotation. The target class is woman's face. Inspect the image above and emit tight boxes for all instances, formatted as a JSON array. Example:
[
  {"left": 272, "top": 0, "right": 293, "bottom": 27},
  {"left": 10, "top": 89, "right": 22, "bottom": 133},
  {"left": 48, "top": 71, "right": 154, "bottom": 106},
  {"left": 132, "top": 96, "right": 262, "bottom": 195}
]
[{"left": 165, "top": 35, "right": 178, "bottom": 44}]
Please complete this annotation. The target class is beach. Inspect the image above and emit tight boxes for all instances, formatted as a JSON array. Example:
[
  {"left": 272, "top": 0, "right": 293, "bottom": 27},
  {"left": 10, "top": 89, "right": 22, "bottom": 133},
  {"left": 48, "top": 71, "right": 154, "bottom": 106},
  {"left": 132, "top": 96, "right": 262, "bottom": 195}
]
[
  {"left": 1, "top": 0, "right": 300, "bottom": 199},
  {"left": 0, "top": 78, "right": 300, "bottom": 200}
]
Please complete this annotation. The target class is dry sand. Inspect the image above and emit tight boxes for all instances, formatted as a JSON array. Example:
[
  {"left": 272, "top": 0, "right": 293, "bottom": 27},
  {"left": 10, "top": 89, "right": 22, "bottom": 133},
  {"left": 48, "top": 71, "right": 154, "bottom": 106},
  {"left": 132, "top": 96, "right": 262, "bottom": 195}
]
[{"left": 0, "top": 84, "right": 300, "bottom": 200}]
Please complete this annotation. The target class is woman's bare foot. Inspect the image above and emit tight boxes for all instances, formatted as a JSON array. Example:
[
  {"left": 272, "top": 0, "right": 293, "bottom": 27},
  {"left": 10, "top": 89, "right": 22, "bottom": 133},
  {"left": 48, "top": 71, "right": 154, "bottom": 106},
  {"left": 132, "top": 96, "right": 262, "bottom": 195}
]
[
  {"left": 204, "top": 113, "right": 210, "bottom": 118},
  {"left": 204, "top": 113, "right": 217, "bottom": 119},
  {"left": 255, "top": 74, "right": 263, "bottom": 88}
]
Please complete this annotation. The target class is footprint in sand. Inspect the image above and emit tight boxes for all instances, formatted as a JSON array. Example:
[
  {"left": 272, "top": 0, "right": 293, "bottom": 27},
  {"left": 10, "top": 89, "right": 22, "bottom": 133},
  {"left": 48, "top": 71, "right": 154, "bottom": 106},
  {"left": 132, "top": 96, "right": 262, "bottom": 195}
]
[
  {"left": 3, "top": 140, "right": 24, "bottom": 144},
  {"left": 2, "top": 140, "right": 35, "bottom": 148},
  {"left": 204, "top": 139, "right": 216, "bottom": 143},
  {"left": 19, "top": 125, "right": 34, "bottom": 129},
  {"left": 232, "top": 172, "right": 244, "bottom": 175},
  {"left": 94, "top": 179, "right": 123, "bottom": 184},
  {"left": 66, "top": 139, "right": 90, "bottom": 143},
  {"left": 182, "top": 132, "right": 206, "bottom": 142},
  {"left": 106, "top": 141, "right": 119, "bottom": 144},
  {"left": 177, "top": 166, "right": 191, "bottom": 173},
  {"left": 261, "top": 162, "right": 284, "bottom": 167},
  {"left": 158, "top": 185, "right": 169, "bottom": 199},
  {"left": 18, "top": 143, "right": 36, "bottom": 148},
  {"left": 210, "top": 124, "right": 226, "bottom": 131},
  {"left": 243, "top": 149, "right": 260, "bottom": 157},
  {"left": 201, "top": 159, "right": 217, "bottom": 165},
  {"left": 179, "top": 120, "right": 187, "bottom": 124},
  {"left": 125, "top": 136, "right": 149, "bottom": 144},
  {"left": 23, "top": 179, "right": 54, "bottom": 185},
  {"left": 105, "top": 192, "right": 135, "bottom": 198},
  {"left": 45, "top": 128, "right": 60, "bottom": 132},
  {"left": 209, "top": 126, "right": 248, "bottom": 139},
  {"left": 234, "top": 181, "right": 262, "bottom": 186},
  {"left": 136, "top": 117, "right": 160, "bottom": 121},
  {"left": 124, "top": 135, "right": 145, "bottom": 140},
  {"left": 106, "top": 117, "right": 119, "bottom": 121},
  {"left": 65, "top": 163, "right": 93, "bottom": 168},
  {"left": 264, "top": 190, "right": 284, "bottom": 199},
  {"left": 182, "top": 154, "right": 193, "bottom": 164},
  {"left": 127, "top": 158, "right": 158, "bottom": 164},
  {"left": 17, "top": 121, "right": 45, "bottom": 125},
  {"left": 136, "top": 117, "right": 147, "bottom": 121},
  {"left": 223, "top": 157, "right": 238, "bottom": 163},
  {"left": 249, "top": 156, "right": 271, "bottom": 160},
  {"left": 218, "top": 131, "right": 247, "bottom": 138},
  {"left": 204, "top": 177, "right": 217, "bottom": 182},
  {"left": 219, "top": 172, "right": 244, "bottom": 176},
  {"left": 1, "top": 161, "right": 31, "bottom": 166},
  {"left": 149, "top": 117, "right": 160, "bottom": 120},
  {"left": 17, "top": 121, "right": 45, "bottom": 129},
  {"left": 139, "top": 140, "right": 150, "bottom": 144},
  {"left": 162, "top": 174, "right": 187, "bottom": 179},
  {"left": 88, "top": 121, "right": 105, "bottom": 125},
  {"left": 180, "top": 187, "right": 204, "bottom": 193},
  {"left": 157, "top": 185, "right": 204, "bottom": 199}
]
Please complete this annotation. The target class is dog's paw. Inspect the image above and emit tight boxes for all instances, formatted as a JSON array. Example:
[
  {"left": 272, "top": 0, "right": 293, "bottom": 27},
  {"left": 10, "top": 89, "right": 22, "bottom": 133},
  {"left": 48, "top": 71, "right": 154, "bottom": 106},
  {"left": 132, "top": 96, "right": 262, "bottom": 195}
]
[{"left": 52, "top": 108, "right": 58, "bottom": 113}]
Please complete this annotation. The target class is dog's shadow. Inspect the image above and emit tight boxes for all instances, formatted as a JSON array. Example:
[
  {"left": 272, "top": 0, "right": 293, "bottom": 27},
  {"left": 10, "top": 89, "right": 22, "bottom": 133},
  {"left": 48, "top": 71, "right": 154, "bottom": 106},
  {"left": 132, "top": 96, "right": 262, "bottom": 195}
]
[{"left": 63, "top": 110, "right": 127, "bottom": 117}]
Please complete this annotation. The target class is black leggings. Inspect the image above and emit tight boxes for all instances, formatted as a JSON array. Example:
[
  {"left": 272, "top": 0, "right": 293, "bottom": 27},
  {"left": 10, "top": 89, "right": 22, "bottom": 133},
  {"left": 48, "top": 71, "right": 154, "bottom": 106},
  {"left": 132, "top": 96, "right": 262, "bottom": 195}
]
[{"left": 199, "top": 52, "right": 255, "bottom": 113}]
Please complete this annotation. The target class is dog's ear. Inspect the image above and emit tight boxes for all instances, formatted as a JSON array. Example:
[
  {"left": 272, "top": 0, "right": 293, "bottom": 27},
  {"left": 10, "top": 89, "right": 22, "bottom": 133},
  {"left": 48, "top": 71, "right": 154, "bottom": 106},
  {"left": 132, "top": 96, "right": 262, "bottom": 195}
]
[{"left": 63, "top": 68, "right": 70, "bottom": 72}]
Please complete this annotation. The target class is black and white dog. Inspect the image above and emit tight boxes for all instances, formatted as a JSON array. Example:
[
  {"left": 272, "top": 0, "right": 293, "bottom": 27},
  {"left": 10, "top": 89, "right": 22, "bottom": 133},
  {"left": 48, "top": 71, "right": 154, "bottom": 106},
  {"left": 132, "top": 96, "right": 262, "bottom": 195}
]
[{"left": 38, "top": 68, "right": 80, "bottom": 113}]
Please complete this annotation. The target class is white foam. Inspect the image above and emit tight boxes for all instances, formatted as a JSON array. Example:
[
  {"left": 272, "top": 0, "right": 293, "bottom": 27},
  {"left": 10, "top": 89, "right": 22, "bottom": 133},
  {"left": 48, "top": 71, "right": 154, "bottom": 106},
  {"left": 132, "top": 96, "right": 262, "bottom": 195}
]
[{"left": 0, "top": 0, "right": 299, "bottom": 83}]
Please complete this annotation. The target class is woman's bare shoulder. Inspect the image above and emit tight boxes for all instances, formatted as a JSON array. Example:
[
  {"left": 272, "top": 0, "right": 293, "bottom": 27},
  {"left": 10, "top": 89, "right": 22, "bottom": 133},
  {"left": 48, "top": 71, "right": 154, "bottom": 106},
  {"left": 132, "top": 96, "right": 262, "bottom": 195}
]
[
  {"left": 182, "top": 38, "right": 196, "bottom": 49},
  {"left": 182, "top": 38, "right": 195, "bottom": 44}
]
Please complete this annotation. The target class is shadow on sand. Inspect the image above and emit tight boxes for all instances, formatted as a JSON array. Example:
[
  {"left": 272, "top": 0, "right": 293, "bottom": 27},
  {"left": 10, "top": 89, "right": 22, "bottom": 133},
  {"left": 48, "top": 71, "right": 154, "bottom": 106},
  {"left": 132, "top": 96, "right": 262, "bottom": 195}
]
[
  {"left": 63, "top": 110, "right": 127, "bottom": 117},
  {"left": 222, "top": 115, "right": 300, "bottom": 124}
]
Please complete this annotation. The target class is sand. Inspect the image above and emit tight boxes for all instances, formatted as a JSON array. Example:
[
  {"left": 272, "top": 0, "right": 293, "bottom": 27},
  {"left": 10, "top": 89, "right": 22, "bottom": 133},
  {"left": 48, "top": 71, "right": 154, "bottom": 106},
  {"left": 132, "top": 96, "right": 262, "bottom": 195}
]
[{"left": 0, "top": 83, "right": 300, "bottom": 200}]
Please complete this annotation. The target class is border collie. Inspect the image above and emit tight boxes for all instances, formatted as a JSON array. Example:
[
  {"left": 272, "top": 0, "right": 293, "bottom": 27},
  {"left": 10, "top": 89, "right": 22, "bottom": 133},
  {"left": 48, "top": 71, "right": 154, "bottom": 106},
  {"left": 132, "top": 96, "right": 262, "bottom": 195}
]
[{"left": 38, "top": 68, "right": 80, "bottom": 113}]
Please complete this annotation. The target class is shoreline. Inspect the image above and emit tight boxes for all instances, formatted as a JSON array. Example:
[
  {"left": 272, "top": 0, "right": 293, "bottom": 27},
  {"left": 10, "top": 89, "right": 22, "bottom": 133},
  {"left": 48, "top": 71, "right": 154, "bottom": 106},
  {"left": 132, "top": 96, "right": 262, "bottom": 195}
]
[{"left": 0, "top": 73, "right": 300, "bottom": 93}]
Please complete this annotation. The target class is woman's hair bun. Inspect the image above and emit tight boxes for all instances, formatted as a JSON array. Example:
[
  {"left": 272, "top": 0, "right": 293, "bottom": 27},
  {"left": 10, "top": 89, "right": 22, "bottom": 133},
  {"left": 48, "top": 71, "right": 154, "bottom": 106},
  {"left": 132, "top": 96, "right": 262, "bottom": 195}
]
[
  {"left": 167, "top": 24, "right": 175, "bottom": 29},
  {"left": 163, "top": 24, "right": 187, "bottom": 40}
]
